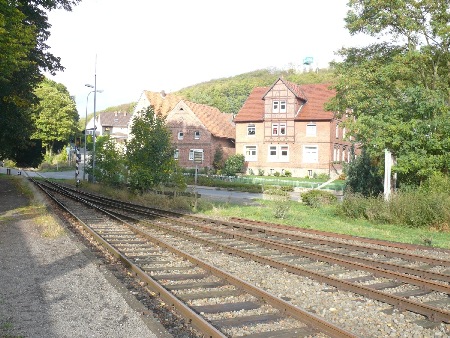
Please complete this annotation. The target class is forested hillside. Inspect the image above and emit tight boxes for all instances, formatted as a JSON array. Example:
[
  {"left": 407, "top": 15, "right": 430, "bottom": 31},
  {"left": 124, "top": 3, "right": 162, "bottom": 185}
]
[{"left": 175, "top": 67, "right": 336, "bottom": 114}]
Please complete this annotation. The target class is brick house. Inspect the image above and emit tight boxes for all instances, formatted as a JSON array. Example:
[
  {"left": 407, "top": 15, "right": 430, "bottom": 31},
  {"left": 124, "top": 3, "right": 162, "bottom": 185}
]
[
  {"left": 234, "top": 78, "right": 354, "bottom": 178},
  {"left": 166, "top": 100, "right": 235, "bottom": 169},
  {"left": 128, "top": 90, "right": 235, "bottom": 170}
]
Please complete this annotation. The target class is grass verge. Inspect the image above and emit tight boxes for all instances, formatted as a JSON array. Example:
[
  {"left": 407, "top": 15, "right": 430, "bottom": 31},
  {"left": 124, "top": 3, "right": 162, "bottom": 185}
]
[
  {"left": 203, "top": 200, "right": 450, "bottom": 249},
  {"left": 1, "top": 176, "right": 65, "bottom": 239}
]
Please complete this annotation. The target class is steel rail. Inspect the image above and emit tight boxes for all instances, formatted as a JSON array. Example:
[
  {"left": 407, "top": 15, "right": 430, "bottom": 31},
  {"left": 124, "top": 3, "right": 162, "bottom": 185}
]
[
  {"left": 214, "top": 218, "right": 450, "bottom": 267},
  {"left": 133, "top": 216, "right": 450, "bottom": 324},
  {"left": 54, "top": 181, "right": 450, "bottom": 268},
  {"left": 232, "top": 217, "right": 450, "bottom": 254},
  {"left": 49, "top": 181, "right": 450, "bottom": 284},
  {"left": 34, "top": 178, "right": 357, "bottom": 338},
  {"left": 30, "top": 179, "right": 227, "bottom": 338},
  {"left": 82, "top": 195, "right": 450, "bottom": 284}
]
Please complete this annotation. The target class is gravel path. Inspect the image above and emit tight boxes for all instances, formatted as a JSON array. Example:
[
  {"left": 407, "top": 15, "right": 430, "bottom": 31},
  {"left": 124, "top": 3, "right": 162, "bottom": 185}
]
[{"left": 0, "top": 177, "right": 170, "bottom": 338}]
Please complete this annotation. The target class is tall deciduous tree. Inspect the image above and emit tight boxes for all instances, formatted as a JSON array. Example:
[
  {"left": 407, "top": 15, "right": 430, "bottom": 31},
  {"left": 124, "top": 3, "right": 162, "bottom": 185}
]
[
  {"left": 328, "top": 0, "right": 450, "bottom": 185},
  {"left": 0, "top": 0, "right": 80, "bottom": 161},
  {"left": 126, "top": 106, "right": 178, "bottom": 193},
  {"left": 33, "top": 78, "right": 79, "bottom": 154}
]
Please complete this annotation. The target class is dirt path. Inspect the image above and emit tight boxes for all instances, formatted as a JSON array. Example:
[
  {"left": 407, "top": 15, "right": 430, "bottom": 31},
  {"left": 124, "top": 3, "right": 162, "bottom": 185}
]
[{"left": 0, "top": 176, "right": 170, "bottom": 338}]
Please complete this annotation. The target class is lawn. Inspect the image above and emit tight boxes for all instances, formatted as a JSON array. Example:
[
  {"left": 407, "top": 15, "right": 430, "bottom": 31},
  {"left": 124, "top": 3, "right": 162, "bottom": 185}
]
[{"left": 202, "top": 199, "right": 450, "bottom": 250}]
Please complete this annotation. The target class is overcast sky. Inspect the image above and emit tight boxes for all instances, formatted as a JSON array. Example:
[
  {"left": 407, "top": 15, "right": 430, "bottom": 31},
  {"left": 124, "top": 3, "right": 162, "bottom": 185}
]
[{"left": 46, "top": 0, "right": 369, "bottom": 116}]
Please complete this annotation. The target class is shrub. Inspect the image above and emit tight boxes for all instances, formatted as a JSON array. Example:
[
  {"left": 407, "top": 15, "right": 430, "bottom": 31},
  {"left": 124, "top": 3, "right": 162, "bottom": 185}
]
[
  {"left": 316, "top": 173, "right": 330, "bottom": 180},
  {"left": 273, "top": 171, "right": 280, "bottom": 177},
  {"left": 263, "top": 187, "right": 290, "bottom": 219},
  {"left": 389, "top": 190, "right": 450, "bottom": 228},
  {"left": 338, "top": 177, "right": 450, "bottom": 229},
  {"left": 223, "top": 154, "right": 245, "bottom": 176},
  {"left": 258, "top": 169, "right": 265, "bottom": 176},
  {"left": 284, "top": 170, "right": 292, "bottom": 177},
  {"left": 301, "top": 189, "right": 337, "bottom": 208},
  {"left": 337, "top": 192, "right": 369, "bottom": 219},
  {"left": 338, "top": 193, "right": 393, "bottom": 223}
]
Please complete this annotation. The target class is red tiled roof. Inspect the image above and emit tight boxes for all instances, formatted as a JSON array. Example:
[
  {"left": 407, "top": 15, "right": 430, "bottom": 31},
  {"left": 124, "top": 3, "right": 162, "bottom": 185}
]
[
  {"left": 184, "top": 101, "right": 235, "bottom": 139},
  {"left": 296, "top": 83, "right": 335, "bottom": 121},
  {"left": 233, "top": 87, "right": 267, "bottom": 122},
  {"left": 144, "top": 91, "right": 182, "bottom": 117},
  {"left": 234, "top": 82, "right": 335, "bottom": 122}
]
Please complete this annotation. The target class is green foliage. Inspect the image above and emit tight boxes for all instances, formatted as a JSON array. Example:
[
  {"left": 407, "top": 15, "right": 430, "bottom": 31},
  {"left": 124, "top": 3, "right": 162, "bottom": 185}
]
[
  {"left": 166, "top": 164, "right": 187, "bottom": 192},
  {"left": 212, "top": 145, "right": 225, "bottom": 170},
  {"left": 86, "top": 136, "right": 127, "bottom": 187},
  {"left": 263, "top": 186, "right": 291, "bottom": 219},
  {"left": 338, "top": 174, "right": 450, "bottom": 229},
  {"left": 345, "top": 148, "right": 384, "bottom": 197},
  {"left": 0, "top": 0, "right": 80, "bottom": 162},
  {"left": 176, "top": 68, "right": 336, "bottom": 114},
  {"left": 99, "top": 102, "right": 136, "bottom": 114},
  {"left": 223, "top": 154, "right": 245, "bottom": 176},
  {"left": 33, "top": 78, "right": 79, "bottom": 154},
  {"left": 126, "top": 106, "right": 177, "bottom": 193},
  {"left": 301, "top": 189, "right": 337, "bottom": 208},
  {"left": 328, "top": 0, "right": 450, "bottom": 186}
]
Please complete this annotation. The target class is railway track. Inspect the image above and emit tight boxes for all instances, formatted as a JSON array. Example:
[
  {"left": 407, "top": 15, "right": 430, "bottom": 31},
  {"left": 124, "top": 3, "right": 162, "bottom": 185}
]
[
  {"left": 31, "top": 176, "right": 356, "bottom": 337},
  {"left": 28, "top": 175, "right": 450, "bottom": 336}
]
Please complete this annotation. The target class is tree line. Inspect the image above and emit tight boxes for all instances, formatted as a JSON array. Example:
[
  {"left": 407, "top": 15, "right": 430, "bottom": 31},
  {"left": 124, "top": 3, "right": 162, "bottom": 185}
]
[{"left": 1, "top": 0, "right": 449, "bottom": 196}]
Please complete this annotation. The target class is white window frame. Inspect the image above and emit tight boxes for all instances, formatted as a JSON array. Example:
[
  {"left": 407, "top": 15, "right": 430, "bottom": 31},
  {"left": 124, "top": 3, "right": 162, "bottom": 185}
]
[
  {"left": 271, "top": 123, "right": 279, "bottom": 136},
  {"left": 303, "top": 145, "right": 318, "bottom": 163},
  {"left": 174, "top": 149, "right": 179, "bottom": 160},
  {"left": 189, "top": 149, "right": 204, "bottom": 161},
  {"left": 335, "top": 125, "right": 339, "bottom": 139},
  {"left": 272, "top": 100, "right": 279, "bottom": 113},
  {"left": 194, "top": 130, "right": 200, "bottom": 139},
  {"left": 280, "top": 145, "right": 289, "bottom": 161},
  {"left": 178, "top": 131, "right": 184, "bottom": 140},
  {"left": 244, "top": 145, "right": 257, "bottom": 161},
  {"left": 306, "top": 123, "right": 316, "bottom": 137},
  {"left": 247, "top": 124, "right": 255, "bottom": 136},
  {"left": 268, "top": 145, "right": 289, "bottom": 162},
  {"left": 279, "top": 122, "right": 286, "bottom": 135},
  {"left": 280, "top": 100, "right": 286, "bottom": 113},
  {"left": 268, "top": 145, "right": 278, "bottom": 161}
]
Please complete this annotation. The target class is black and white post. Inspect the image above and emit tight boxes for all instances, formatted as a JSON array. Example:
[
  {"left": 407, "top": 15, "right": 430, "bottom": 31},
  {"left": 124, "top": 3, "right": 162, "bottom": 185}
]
[{"left": 75, "top": 146, "right": 81, "bottom": 187}]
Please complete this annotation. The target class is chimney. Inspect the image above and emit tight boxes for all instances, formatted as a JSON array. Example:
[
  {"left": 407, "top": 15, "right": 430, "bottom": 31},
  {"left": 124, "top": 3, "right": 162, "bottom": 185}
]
[
  {"left": 124, "top": 111, "right": 127, "bottom": 116},
  {"left": 114, "top": 111, "right": 117, "bottom": 117},
  {"left": 160, "top": 90, "right": 166, "bottom": 98}
]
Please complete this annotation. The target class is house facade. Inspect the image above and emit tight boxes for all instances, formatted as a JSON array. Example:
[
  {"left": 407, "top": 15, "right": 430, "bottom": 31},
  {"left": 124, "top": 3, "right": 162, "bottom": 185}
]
[
  {"left": 234, "top": 78, "right": 354, "bottom": 178},
  {"left": 86, "top": 111, "right": 131, "bottom": 143},
  {"left": 166, "top": 100, "right": 235, "bottom": 169},
  {"left": 128, "top": 90, "right": 235, "bottom": 170}
]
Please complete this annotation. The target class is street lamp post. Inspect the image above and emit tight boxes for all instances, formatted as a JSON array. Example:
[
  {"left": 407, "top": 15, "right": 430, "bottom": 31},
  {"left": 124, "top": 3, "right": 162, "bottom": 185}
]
[
  {"left": 86, "top": 56, "right": 99, "bottom": 182},
  {"left": 84, "top": 87, "right": 103, "bottom": 181}
]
